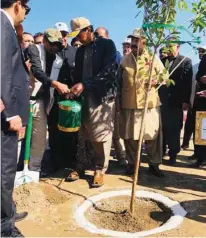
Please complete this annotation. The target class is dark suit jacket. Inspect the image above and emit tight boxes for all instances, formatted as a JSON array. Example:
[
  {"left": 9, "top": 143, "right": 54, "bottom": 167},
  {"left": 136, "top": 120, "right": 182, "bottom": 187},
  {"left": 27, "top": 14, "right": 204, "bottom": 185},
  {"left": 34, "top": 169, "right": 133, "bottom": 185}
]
[
  {"left": 57, "top": 45, "right": 76, "bottom": 88},
  {"left": 1, "top": 11, "right": 29, "bottom": 127},
  {"left": 196, "top": 54, "right": 206, "bottom": 91},
  {"left": 73, "top": 37, "right": 117, "bottom": 105},
  {"left": 195, "top": 54, "right": 206, "bottom": 110},
  {"left": 159, "top": 55, "right": 193, "bottom": 108}
]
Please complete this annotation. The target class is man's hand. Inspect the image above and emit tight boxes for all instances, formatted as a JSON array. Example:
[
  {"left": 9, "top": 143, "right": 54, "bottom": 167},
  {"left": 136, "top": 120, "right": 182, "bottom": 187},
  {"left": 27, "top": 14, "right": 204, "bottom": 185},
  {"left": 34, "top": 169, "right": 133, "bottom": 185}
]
[
  {"left": 182, "top": 103, "right": 189, "bottom": 111},
  {"left": 17, "top": 127, "right": 26, "bottom": 140},
  {"left": 65, "top": 92, "right": 75, "bottom": 100},
  {"left": 197, "top": 90, "right": 206, "bottom": 98},
  {"left": 71, "top": 83, "right": 84, "bottom": 97},
  {"left": 25, "top": 60, "right": 31, "bottom": 71},
  {"left": 52, "top": 81, "right": 70, "bottom": 95},
  {"left": 0, "top": 99, "right": 5, "bottom": 112},
  {"left": 200, "top": 76, "right": 206, "bottom": 84},
  {"left": 9, "top": 116, "right": 22, "bottom": 131}
]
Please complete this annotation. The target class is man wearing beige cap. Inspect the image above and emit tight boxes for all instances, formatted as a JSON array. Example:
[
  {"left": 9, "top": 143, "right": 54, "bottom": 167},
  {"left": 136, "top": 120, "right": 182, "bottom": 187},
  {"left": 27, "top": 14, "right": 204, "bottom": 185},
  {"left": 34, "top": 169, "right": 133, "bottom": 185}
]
[
  {"left": 27, "top": 28, "right": 70, "bottom": 175},
  {"left": 118, "top": 28, "right": 165, "bottom": 177},
  {"left": 68, "top": 17, "right": 117, "bottom": 187}
]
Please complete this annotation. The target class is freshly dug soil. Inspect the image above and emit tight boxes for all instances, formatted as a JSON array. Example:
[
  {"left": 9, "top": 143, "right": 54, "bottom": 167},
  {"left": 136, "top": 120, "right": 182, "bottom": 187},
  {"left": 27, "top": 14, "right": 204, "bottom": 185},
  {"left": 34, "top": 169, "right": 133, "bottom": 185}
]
[
  {"left": 13, "top": 182, "right": 71, "bottom": 211},
  {"left": 86, "top": 196, "right": 172, "bottom": 232}
]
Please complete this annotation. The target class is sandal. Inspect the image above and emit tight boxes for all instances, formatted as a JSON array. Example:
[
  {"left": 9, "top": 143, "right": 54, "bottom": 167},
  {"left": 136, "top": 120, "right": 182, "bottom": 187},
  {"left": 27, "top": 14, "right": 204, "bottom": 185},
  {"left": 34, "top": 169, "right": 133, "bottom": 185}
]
[{"left": 65, "top": 170, "right": 79, "bottom": 182}]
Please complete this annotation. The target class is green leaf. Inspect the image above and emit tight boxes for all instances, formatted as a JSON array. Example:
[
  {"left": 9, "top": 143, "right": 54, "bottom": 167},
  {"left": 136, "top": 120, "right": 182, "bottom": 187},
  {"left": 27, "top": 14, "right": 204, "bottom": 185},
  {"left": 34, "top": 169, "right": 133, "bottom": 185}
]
[
  {"left": 183, "top": 1, "right": 188, "bottom": 11},
  {"left": 178, "top": 0, "right": 183, "bottom": 10},
  {"left": 165, "top": 59, "right": 169, "bottom": 70},
  {"left": 163, "top": 68, "right": 168, "bottom": 74},
  {"left": 170, "top": 79, "right": 175, "bottom": 86}
]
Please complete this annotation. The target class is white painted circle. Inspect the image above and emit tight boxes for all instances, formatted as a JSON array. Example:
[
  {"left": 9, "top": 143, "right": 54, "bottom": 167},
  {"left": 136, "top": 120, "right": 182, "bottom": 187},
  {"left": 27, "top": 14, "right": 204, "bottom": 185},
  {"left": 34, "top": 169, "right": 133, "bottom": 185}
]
[{"left": 74, "top": 190, "right": 187, "bottom": 237}]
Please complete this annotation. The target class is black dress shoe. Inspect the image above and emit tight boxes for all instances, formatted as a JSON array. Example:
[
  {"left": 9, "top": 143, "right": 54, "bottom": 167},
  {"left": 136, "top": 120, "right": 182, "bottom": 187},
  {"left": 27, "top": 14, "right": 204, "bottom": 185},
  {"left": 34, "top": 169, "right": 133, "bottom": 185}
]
[
  {"left": 125, "top": 164, "right": 135, "bottom": 175},
  {"left": 188, "top": 160, "right": 206, "bottom": 168},
  {"left": 1, "top": 227, "right": 24, "bottom": 237},
  {"left": 15, "top": 212, "right": 28, "bottom": 222},
  {"left": 168, "top": 157, "right": 176, "bottom": 166},
  {"left": 40, "top": 171, "right": 50, "bottom": 178},
  {"left": 188, "top": 154, "right": 197, "bottom": 160},
  {"left": 149, "top": 165, "right": 164, "bottom": 177}
]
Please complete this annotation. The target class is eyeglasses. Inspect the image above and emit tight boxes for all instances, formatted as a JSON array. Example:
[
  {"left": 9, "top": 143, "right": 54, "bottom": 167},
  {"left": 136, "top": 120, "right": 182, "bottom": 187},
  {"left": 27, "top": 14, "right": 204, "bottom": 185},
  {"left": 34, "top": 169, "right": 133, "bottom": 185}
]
[
  {"left": 21, "top": 3, "right": 31, "bottom": 15},
  {"left": 79, "top": 27, "right": 89, "bottom": 34},
  {"left": 35, "top": 41, "right": 42, "bottom": 44},
  {"left": 73, "top": 44, "right": 81, "bottom": 48}
]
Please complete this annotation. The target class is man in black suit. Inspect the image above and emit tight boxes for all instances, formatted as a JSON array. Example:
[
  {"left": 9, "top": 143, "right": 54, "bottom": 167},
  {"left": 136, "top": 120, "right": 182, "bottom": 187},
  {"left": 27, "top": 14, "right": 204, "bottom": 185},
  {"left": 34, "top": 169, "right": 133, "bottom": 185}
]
[
  {"left": 192, "top": 54, "right": 206, "bottom": 167},
  {"left": 159, "top": 42, "right": 193, "bottom": 165},
  {"left": 1, "top": 0, "right": 31, "bottom": 237}
]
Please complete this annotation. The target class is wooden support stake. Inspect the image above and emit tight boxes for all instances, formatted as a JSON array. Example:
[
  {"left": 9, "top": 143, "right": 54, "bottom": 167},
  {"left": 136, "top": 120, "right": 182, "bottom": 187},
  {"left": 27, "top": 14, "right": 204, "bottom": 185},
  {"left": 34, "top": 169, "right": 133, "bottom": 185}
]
[{"left": 130, "top": 52, "right": 157, "bottom": 215}]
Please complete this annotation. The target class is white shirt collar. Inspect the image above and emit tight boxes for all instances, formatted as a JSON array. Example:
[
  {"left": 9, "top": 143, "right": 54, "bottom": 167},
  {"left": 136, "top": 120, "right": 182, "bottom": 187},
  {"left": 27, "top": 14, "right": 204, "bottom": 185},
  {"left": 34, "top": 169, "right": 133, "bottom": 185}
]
[{"left": 0, "top": 9, "right": 15, "bottom": 29}]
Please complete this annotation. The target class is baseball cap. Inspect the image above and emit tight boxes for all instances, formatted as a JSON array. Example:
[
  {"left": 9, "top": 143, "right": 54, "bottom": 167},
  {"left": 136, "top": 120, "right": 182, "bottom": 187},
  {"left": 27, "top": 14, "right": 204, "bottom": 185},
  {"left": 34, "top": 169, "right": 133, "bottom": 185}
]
[
  {"left": 68, "top": 17, "right": 91, "bottom": 37},
  {"left": 197, "top": 45, "right": 206, "bottom": 50},
  {"left": 127, "top": 28, "right": 145, "bottom": 39},
  {"left": 44, "top": 28, "right": 62, "bottom": 43},
  {"left": 54, "top": 22, "right": 69, "bottom": 33},
  {"left": 122, "top": 38, "right": 131, "bottom": 45}
]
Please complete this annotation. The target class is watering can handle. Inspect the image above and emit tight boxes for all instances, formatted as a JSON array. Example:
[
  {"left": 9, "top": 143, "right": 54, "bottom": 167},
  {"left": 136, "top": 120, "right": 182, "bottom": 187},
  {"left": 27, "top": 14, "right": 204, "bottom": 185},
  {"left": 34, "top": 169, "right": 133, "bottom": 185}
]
[{"left": 24, "top": 103, "right": 33, "bottom": 163}]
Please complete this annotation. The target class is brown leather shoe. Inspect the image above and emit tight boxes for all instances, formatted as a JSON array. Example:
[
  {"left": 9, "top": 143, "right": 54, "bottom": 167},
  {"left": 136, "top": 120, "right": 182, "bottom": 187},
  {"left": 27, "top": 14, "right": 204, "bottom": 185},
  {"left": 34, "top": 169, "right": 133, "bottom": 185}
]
[{"left": 92, "top": 170, "right": 104, "bottom": 188}]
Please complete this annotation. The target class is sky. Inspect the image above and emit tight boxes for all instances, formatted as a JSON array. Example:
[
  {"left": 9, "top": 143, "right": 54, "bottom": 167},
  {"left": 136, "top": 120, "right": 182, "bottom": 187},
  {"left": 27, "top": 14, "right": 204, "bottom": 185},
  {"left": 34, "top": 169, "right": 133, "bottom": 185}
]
[{"left": 23, "top": 0, "right": 206, "bottom": 64}]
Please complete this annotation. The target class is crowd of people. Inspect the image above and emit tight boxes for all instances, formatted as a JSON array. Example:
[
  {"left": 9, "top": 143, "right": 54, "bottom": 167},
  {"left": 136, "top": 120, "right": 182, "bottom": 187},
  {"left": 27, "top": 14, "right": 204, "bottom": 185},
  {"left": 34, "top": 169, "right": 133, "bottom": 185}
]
[{"left": 1, "top": 0, "right": 206, "bottom": 237}]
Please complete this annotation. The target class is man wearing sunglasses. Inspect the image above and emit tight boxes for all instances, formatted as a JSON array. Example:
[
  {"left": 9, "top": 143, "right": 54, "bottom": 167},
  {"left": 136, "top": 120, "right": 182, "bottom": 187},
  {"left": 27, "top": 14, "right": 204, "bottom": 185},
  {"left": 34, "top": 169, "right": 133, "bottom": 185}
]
[
  {"left": 1, "top": 0, "right": 31, "bottom": 237},
  {"left": 69, "top": 17, "right": 117, "bottom": 188}
]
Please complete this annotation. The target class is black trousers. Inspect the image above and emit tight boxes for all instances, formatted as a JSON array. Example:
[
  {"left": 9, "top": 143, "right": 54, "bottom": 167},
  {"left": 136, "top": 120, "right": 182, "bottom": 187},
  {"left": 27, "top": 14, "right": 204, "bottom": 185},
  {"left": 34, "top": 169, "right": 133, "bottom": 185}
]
[
  {"left": 182, "top": 109, "right": 195, "bottom": 147},
  {"left": 1, "top": 127, "right": 18, "bottom": 232},
  {"left": 161, "top": 105, "right": 183, "bottom": 158},
  {"left": 47, "top": 103, "right": 78, "bottom": 170}
]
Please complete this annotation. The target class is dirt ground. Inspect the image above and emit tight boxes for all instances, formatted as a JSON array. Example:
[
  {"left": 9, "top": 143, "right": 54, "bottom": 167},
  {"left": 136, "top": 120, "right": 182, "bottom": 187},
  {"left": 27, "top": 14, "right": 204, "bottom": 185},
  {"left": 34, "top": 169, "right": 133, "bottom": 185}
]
[
  {"left": 14, "top": 139, "right": 206, "bottom": 237},
  {"left": 86, "top": 196, "right": 171, "bottom": 232}
]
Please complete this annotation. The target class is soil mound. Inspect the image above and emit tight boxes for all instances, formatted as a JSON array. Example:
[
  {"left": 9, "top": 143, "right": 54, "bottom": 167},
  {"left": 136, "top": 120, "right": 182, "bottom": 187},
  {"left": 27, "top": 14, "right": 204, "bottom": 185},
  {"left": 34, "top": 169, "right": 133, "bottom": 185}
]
[
  {"left": 86, "top": 196, "right": 172, "bottom": 232},
  {"left": 13, "top": 182, "right": 70, "bottom": 211}
]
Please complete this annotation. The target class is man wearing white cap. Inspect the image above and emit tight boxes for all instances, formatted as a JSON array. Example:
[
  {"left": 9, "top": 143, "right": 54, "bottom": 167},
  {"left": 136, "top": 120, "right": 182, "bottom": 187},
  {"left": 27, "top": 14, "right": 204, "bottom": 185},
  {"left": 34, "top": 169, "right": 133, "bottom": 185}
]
[
  {"left": 122, "top": 38, "right": 131, "bottom": 56},
  {"left": 54, "top": 22, "right": 69, "bottom": 48},
  {"left": 45, "top": 22, "right": 77, "bottom": 173},
  {"left": 68, "top": 17, "right": 117, "bottom": 187}
]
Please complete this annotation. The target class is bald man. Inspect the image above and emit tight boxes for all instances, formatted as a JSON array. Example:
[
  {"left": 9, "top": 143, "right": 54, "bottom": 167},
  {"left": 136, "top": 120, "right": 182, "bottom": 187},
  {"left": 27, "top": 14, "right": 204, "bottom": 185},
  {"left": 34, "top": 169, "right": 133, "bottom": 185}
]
[{"left": 95, "top": 27, "right": 109, "bottom": 39}]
